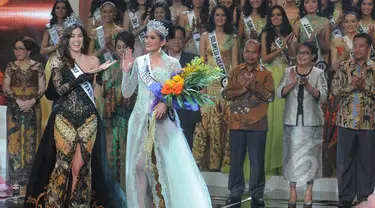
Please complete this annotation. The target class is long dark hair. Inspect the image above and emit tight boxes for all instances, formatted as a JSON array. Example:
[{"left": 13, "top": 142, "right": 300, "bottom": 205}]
[
  {"left": 59, "top": 24, "right": 91, "bottom": 68},
  {"left": 357, "top": 0, "right": 375, "bottom": 20},
  {"left": 219, "top": 0, "right": 241, "bottom": 27},
  {"left": 243, "top": 0, "right": 268, "bottom": 18},
  {"left": 207, "top": 5, "right": 235, "bottom": 34},
  {"left": 47, "top": 0, "right": 74, "bottom": 29},
  {"left": 261, "top": 5, "right": 292, "bottom": 53},
  {"left": 298, "top": 0, "right": 323, "bottom": 19},
  {"left": 186, "top": 0, "right": 210, "bottom": 27},
  {"left": 129, "top": 0, "right": 153, "bottom": 21},
  {"left": 150, "top": 2, "right": 172, "bottom": 21}
]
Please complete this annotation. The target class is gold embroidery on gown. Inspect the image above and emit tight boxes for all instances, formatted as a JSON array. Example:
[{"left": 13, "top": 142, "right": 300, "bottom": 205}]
[{"left": 193, "top": 33, "right": 237, "bottom": 171}]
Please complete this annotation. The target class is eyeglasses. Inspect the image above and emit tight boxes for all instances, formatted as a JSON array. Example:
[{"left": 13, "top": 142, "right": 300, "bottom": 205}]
[
  {"left": 14, "top": 47, "right": 27, "bottom": 51},
  {"left": 297, "top": 51, "right": 311, "bottom": 56}
]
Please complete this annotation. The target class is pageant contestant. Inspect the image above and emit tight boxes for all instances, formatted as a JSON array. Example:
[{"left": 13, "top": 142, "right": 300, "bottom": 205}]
[
  {"left": 24, "top": 22, "right": 127, "bottom": 207},
  {"left": 122, "top": 19, "right": 212, "bottom": 208}
]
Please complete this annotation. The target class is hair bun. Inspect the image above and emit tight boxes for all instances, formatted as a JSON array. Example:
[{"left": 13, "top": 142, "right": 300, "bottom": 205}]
[{"left": 17, "top": 36, "right": 40, "bottom": 56}]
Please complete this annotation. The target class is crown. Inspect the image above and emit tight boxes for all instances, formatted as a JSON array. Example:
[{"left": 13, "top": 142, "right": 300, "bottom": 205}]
[
  {"left": 63, "top": 13, "right": 83, "bottom": 28},
  {"left": 147, "top": 20, "right": 168, "bottom": 38}
]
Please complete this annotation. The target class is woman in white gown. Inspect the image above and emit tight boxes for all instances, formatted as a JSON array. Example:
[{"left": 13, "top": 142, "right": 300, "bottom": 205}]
[{"left": 122, "top": 19, "right": 212, "bottom": 208}]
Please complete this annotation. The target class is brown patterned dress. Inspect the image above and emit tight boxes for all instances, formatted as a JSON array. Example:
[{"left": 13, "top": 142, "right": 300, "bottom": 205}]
[{"left": 3, "top": 61, "right": 45, "bottom": 187}]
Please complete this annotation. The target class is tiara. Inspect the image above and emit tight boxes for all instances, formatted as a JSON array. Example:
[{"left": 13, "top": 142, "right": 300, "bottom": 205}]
[
  {"left": 63, "top": 13, "right": 83, "bottom": 28},
  {"left": 147, "top": 20, "right": 168, "bottom": 38}
]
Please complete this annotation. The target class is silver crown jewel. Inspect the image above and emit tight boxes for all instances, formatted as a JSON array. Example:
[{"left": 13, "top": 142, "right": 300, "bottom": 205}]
[
  {"left": 63, "top": 13, "right": 83, "bottom": 28},
  {"left": 147, "top": 20, "right": 168, "bottom": 38}
]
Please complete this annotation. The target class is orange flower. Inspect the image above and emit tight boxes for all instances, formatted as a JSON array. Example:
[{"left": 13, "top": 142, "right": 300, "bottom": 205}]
[
  {"left": 162, "top": 84, "right": 173, "bottom": 95},
  {"left": 172, "top": 83, "right": 183, "bottom": 95}
]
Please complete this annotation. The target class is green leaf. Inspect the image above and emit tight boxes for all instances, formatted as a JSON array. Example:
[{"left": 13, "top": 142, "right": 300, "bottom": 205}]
[
  {"left": 177, "top": 95, "right": 184, "bottom": 108},
  {"left": 166, "top": 96, "right": 172, "bottom": 107}
]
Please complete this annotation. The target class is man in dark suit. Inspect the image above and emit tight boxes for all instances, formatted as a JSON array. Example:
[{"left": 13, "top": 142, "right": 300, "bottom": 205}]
[{"left": 167, "top": 25, "right": 201, "bottom": 150}]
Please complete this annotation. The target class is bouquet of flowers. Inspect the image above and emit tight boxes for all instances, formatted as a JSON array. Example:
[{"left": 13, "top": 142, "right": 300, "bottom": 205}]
[{"left": 150, "top": 57, "right": 225, "bottom": 111}]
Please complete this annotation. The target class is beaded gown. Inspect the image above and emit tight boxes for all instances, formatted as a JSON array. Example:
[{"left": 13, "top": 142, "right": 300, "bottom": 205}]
[
  {"left": 24, "top": 56, "right": 127, "bottom": 208},
  {"left": 123, "top": 52, "right": 211, "bottom": 208},
  {"left": 193, "top": 33, "right": 237, "bottom": 172}
]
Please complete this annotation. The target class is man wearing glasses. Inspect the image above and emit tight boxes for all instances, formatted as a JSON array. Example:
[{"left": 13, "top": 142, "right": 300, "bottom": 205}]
[
  {"left": 222, "top": 39, "right": 275, "bottom": 207},
  {"left": 166, "top": 25, "right": 201, "bottom": 150}
]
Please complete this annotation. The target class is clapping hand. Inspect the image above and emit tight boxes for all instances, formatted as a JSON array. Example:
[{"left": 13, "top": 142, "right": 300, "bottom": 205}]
[
  {"left": 121, "top": 49, "right": 135, "bottom": 73},
  {"left": 87, "top": 60, "right": 117, "bottom": 74},
  {"left": 352, "top": 76, "right": 365, "bottom": 90}
]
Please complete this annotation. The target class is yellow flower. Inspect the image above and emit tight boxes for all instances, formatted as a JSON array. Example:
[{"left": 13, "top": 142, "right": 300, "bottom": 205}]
[
  {"left": 172, "top": 75, "right": 183, "bottom": 83},
  {"left": 165, "top": 80, "right": 175, "bottom": 87}
]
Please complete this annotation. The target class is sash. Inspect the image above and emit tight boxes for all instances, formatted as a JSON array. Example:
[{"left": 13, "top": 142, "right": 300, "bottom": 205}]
[
  {"left": 70, "top": 64, "right": 96, "bottom": 106},
  {"left": 274, "top": 37, "right": 290, "bottom": 63},
  {"left": 138, "top": 54, "right": 158, "bottom": 87},
  {"left": 300, "top": 17, "right": 323, "bottom": 62},
  {"left": 47, "top": 24, "right": 60, "bottom": 46},
  {"left": 93, "top": 8, "right": 101, "bottom": 25},
  {"left": 328, "top": 16, "right": 342, "bottom": 38},
  {"left": 129, "top": 11, "right": 147, "bottom": 44},
  {"left": 209, "top": 31, "right": 226, "bottom": 73},
  {"left": 358, "top": 23, "right": 367, "bottom": 33},
  {"left": 208, "top": 31, "right": 228, "bottom": 87},
  {"left": 243, "top": 15, "right": 256, "bottom": 34},
  {"left": 343, "top": 36, "right": 354, "bottom": 59},
  {"left": 187, "top": 10, "right": 201, "bottom": 52},
  {"left": 97, "top": 26, "right": 114, "bottom": 62}
]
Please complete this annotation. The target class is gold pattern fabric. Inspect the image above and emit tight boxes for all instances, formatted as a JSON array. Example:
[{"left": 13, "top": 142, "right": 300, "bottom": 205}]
[
  {"left": 193, "top": 33, "right": 237, "bottom": 171},
  {"left": 4, "top": 61, "right": 45, "bottom": 186},
  {"left": 47, "top": 114, "right": 97, "bottom": 207}
]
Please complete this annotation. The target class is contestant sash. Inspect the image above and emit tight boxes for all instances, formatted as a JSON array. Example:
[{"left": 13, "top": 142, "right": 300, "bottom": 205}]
[
  {"left": 243, "top": 15, "right": 256, "bottom": 34},
  {"left": 275, "top": 37, "right": 290, "bottom": 63},
  {"left": 343, "top": 36, "right": 354, "bottom": 59},
  {"left": 70, "top": 64, "right": 96, "bottom": 106},
  {"left": 328, "top": 16, "right": 342, "bottom": 38},
  {"left": 300, "top": 17, "right": 323, "bottom": 62},
  {"left": 130, "top": 11, "right": 147, "bottom": 44},
  {"left": 209, "top": 31, "right": 226, "bottom": 73},
  {"left": 97, "top": 26, "right": 114, "bottom": 62},
  {"left": 187, "top": 10, "right": 201, "bottom": 52},
  {"left": 47, "top": 24, "right": 60, "bottom": 46},
  {"left": 138, "top": 54, "right": 158, "bottom": 87}
]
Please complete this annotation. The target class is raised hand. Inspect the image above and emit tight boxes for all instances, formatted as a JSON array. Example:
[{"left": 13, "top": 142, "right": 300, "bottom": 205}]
[
  {"left": 121, "top": 49, "right": 135, "bottom": 73},
  {"left": 88, "top": 60, "right": 117, "bottom": 74}
]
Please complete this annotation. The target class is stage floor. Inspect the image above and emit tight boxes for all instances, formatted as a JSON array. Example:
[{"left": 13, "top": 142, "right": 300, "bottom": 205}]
[{"left": 0, "top": 187, "right": 341, "bottom": 208}]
